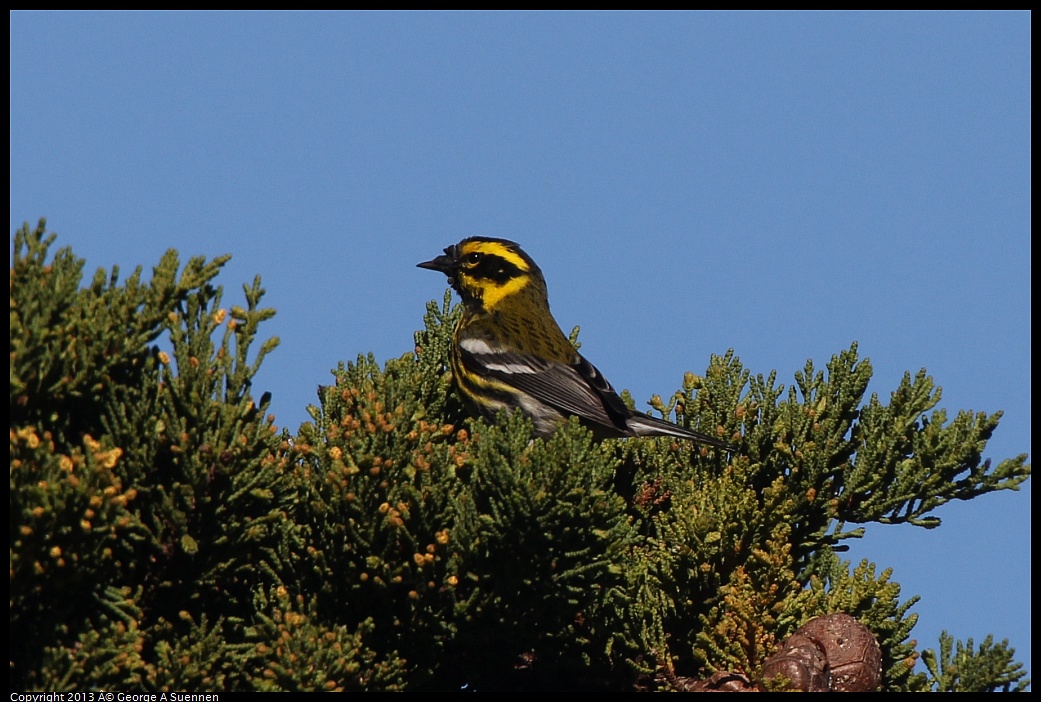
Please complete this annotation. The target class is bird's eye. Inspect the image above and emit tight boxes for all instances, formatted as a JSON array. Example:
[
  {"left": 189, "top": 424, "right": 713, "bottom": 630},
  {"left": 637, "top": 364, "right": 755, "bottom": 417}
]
[{"left": 465, "top": 252, "right": 482, "bottom": 265}]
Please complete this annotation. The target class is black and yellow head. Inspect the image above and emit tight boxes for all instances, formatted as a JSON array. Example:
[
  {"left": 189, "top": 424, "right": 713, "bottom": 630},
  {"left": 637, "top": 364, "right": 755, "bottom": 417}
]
[{"left": 418, "top": 237, "right": 547, "bottom": 310}]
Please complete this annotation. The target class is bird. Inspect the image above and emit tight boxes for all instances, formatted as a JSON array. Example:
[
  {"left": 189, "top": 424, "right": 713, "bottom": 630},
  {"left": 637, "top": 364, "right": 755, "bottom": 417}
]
[{"left": 417, "top": 236, "right": 731, "bottom": 450}]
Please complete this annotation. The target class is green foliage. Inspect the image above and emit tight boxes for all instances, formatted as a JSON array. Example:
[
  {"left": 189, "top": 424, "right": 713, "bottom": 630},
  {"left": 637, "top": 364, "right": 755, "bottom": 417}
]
[
  {"left": 9, "top": 221, "right": 1030, "bottom": 691},
  {"left": 921, "top": 631, "right": 1030, "bottom": 692},
  {"left": 247, "top": 587, "right": 408, "bottom": 691},
  {"left": 11, "top": 221, "right": 287, "bottom": 690},
  {"left": 807, "top": 553, "right": 926, "bottom": 691},
  {"left": 288, "top": 305, "right": 641, "bottom": 688}
]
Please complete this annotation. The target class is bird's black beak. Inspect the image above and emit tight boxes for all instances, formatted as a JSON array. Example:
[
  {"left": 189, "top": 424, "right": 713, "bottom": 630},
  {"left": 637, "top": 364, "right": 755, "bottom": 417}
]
[
  {"left": 416, "top": 254, "right": 453, "bottom": 274},
  {"left": 417, "top": 246, "right": 457, "bottom": 276}
]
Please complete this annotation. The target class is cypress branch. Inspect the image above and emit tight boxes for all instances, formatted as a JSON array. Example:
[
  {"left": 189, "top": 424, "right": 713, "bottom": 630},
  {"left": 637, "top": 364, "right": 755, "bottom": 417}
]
[{"left": 9, "top": 221, "right": 1029, "bottom": 691}]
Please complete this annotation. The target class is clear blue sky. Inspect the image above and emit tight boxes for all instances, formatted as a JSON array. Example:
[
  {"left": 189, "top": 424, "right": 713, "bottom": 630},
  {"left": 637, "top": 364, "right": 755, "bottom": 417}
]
[{"left": 10, "top": 11, "right": 1030, "bottom": 681}]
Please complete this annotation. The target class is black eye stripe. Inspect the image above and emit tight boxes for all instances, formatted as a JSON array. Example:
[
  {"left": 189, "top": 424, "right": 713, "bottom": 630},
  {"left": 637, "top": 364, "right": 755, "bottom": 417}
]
[{"left": 463, "top": 253, "right": 523, "bottom": 283}]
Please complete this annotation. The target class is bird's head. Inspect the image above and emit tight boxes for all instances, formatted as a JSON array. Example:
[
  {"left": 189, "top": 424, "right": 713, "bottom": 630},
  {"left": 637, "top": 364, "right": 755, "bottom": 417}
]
[{"left": 418, "top": 237, "right": 547, "bottom": 311}]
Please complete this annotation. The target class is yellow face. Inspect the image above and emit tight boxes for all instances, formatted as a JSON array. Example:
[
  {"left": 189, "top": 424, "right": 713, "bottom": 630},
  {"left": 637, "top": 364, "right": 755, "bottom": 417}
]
[
  {"left": 454, "top": 239, "right": 534, "bottom": 309},
  {"left": 419, "top": 237, "right": 546, "bottom": 311}
]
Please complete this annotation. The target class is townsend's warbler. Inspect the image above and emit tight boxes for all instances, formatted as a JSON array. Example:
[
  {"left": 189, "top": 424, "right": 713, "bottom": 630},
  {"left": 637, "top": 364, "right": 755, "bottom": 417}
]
[{"left": 418, "top": 237, "right": 730, "bottom": 449}]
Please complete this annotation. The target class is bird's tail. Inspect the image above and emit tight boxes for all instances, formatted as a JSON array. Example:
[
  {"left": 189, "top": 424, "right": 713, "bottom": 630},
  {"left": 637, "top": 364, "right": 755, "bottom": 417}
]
[{"left": 627, "top": 411, "right": 733, "bottom": 450}]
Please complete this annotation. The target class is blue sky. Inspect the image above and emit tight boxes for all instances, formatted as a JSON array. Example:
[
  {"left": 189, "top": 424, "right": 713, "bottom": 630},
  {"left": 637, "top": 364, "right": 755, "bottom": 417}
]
[{"left": 10, "top": 11, "right": 1030, "bottom": 681}]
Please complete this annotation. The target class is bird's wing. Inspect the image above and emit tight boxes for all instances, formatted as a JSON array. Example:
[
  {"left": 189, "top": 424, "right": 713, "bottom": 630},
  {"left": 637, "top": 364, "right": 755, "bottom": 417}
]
[
  {"left": 455, "top": 340, "right": 630, "bottom": 434},
  {"left": 567, "top": 354, "right": 731, "bottom": 448},
  {"left": 457, "top": 340, "right": 731, "bottom": 448}
]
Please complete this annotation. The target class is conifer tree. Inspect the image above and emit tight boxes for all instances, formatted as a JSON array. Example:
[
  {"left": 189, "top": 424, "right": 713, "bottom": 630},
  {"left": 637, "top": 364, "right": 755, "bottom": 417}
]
[{"left": 9, "top": 221, "right": 1030, "bottom": 691}]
